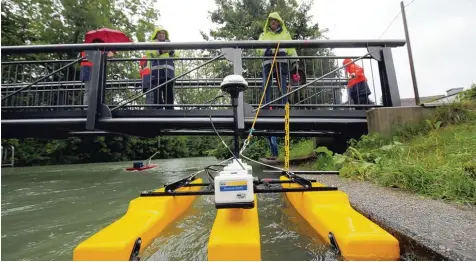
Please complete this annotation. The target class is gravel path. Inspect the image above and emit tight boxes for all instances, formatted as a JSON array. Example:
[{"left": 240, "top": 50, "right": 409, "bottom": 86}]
[{"left": 301, "top": 174, "right": 476, "bottom": 260}]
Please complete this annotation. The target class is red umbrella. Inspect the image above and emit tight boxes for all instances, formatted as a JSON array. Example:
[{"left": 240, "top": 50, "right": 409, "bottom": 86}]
[{"left": 84, "top": 28, "right": 132, "bottom": 43}]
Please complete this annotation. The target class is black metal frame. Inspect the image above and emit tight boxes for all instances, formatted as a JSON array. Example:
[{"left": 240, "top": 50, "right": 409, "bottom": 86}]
[{"left": 140, "top": 170, "right": 338, "bottom": 198}]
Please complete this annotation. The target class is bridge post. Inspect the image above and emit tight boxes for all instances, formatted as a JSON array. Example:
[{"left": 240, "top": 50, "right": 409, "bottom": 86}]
[
  {"left": 223, "top": 48, "right": 245, "bottom": 156},
  {"left": 86, "top": 51, "right": 106, "bottom": 130},
  {"left": 368, "top": 47, "right": 401, "bottom": 107}
]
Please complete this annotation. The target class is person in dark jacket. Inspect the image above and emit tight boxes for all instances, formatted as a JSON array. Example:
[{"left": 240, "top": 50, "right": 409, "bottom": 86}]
[{"left": 142, "top": 26, "right": 178, "bottom": 109}]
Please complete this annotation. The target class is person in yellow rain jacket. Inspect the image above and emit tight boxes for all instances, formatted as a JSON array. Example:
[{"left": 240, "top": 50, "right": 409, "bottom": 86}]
[
  {"left": 258, "top": 12, "right": 298, "bottom": 160},
  {"left": 142, "top": 26, "right": 179, "bottom": 109},
  {"left": 258, "top": 12, "right": 298, "bottom": 106},
  {"left": 258, "top": 12, "right": 297, "bottom": 159}
]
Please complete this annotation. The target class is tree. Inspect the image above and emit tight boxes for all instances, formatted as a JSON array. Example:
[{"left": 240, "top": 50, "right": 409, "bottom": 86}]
[{"left": 1, "top": 0, "right": 161, "bottom": 107}]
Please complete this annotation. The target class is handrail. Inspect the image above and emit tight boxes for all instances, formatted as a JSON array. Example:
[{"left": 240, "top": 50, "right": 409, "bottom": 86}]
[
  {"left": 1, "top": 39, "right": 406, "bottom": 54},
  {"left": 1, "top": 78, "right": 348, "bottom": 89},
  {"left": 0, "top": 55, "right": 371, "bottom": 64}
]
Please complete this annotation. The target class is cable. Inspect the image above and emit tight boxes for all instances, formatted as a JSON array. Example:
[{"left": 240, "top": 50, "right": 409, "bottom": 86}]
[
  {"left": 184, "top": 156, "right": 234, "bottom": 181},
  {"left": 378, "top": 0, "right": 418, "bottom": 39},
  {"left": 240, "top": 153, "right": 288, "bottom": 173},
  {"left": 405, "top": 0, "right": 417, "bottom": 8},
  {"left": 378, "top": 11, "right": 402, "bottom": 39},
  {"left": 208, "top": 91, "right": 245, "bottom": 170}
]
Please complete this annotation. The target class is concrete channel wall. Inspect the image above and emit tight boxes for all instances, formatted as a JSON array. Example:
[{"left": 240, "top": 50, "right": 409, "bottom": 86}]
[{"left": 366, "top": 106, "right": 436, "bottom": 136}]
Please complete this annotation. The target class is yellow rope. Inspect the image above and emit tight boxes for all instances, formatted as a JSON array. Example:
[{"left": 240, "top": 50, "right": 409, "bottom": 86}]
[
  {"left": 243, "top": 41, "right": 281, "bottom": 144},
  {"left": 275, "top": 62, "right": 282, "bottom": 100}
]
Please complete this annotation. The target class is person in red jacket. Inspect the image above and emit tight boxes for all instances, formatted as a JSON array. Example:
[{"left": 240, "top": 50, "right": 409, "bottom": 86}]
[{"left": 343, "top": 58, "right": 372, "bottom": 106}]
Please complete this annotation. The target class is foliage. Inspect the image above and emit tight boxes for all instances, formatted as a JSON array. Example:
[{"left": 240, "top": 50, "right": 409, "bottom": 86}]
[
  {"left": 320, "top": 101, "right": 476, "bottom": 204},
  {"left": 1, "top": 0, "right": 159, "bottom": 47},
  {"left": 277, "top": 138, "right": 314, "bottom": 161},
  {"left": 1, "top": 136, "right": 220, "bottom": 167},
  {"left": 458, "top": 83, "right": 476, "bottom": 101}
]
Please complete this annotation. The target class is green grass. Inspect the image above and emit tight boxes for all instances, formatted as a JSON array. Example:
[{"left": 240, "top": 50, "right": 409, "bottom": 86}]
[
  {"left": 278, "top": 139, "right": 315, "bottom": 162},
  {"left": 308, "top": 99, "right": 476, "bottom": 205},
  {"left": 340, "top": 122, "right": 476, "bottom": 204}
]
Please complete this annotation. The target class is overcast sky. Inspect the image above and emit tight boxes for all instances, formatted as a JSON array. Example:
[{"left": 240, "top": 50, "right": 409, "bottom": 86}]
[{"left": 154, "top": 0, "right": 475, "bottom": 100}]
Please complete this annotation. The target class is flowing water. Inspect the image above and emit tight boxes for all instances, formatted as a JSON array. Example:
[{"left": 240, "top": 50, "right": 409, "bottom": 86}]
[{"left": 1, "top": 157, "right": 337, "bottom": 261}]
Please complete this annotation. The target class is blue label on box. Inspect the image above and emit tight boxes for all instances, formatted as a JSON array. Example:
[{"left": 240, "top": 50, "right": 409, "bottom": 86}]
[
  {"left": 220, "top": 185, "right": 248, "bottom": 191},
  {"left": 219, "top": 181, "right": 248, "bottom": 192}
]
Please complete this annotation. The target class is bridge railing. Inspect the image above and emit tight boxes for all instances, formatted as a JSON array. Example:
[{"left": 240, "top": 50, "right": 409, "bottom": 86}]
[
  {"left": 0, "top": 56, "right": 355, "bottom": 111},
  {"left": 1, "top": 40, "right": 405, "bottom": 138},
  {"left": 1, "top": 40, "right": 404, "bottom": 113}
]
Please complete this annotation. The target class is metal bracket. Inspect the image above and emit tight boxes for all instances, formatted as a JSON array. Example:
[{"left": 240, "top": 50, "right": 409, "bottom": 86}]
[
  {"left": 367, "top": 46, "right": 383, "bottom": 61},
  {"left": 163, "top": 175, "right": 196, "bottom": 192},
  {"left": 221, "top": 48, "right": 241, "bottom": 64},
  {"left": 243, "top": 102, "right": 255, "bottom": 117},
  {"left": 328, "top": 232, "right": 341, "bottom": 255},
  {"left": 283, "top": 171, "right": 313, "bottom": 188},
  {"left": 100, "top": 103, "right": 112, "bottom": 118}
]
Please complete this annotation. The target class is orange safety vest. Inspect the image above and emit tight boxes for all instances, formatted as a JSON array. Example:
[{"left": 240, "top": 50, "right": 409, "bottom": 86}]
[
  {"left": 139, "top": 56, "right": 150, "bottom": 78},
  {"left": 80, "top": 51, "right": 93, "bottom": 67},
  {"left": 343, "top": 59, "right": 366, "bottom": 87}
]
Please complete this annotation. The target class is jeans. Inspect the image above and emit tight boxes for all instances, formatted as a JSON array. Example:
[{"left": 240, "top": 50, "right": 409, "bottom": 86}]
[
  {"left": 80, "top": 66, "right": 92, "bottom": 105},
  {"left": 268, "top": 136, "right": 279, "bottom": 157},
  {"left": 262, "top": 63, "right": 289, "bottom": 105}
]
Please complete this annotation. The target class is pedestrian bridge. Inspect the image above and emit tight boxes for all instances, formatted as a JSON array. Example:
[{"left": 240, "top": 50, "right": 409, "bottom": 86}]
[{"left": 1, "top": 40, "right": 404, "bottom": 140}]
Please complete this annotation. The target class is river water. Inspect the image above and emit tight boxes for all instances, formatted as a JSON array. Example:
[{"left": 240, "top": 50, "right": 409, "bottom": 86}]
[{"left": 1, "top": 157, "right": 337, "bottom": 261}]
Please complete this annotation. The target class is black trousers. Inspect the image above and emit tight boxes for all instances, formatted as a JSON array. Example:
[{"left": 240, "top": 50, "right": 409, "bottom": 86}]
[
  {"left": 350, "top": 81, "right": 371, "bottom": 110},
  {"left": 158, "top": 81, "right": 174, "bottom": 110},
  {"left": 146, "top": 79, "right": 174, "bottom": 110}
]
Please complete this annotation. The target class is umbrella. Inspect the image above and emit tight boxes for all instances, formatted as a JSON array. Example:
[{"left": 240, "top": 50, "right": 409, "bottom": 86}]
[{"left": 84, "top": 28, "right": 132, "bottom": 43}]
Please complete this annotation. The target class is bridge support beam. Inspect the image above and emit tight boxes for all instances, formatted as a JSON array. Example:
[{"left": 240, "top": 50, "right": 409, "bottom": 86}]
[
  {"left": 368, "top": 47, "right": 401, "bottom": 107},
  {"left": 86, "top": 51, "right": 106, "bottom": 130}
]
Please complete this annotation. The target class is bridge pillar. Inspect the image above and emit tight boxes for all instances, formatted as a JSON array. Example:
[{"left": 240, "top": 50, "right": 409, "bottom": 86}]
[
  {"left": 86, "top": 51, "right": 107, "bottom": 130},
  {"left": 368, "top": 47, "right": 401, "bottom": 107}
]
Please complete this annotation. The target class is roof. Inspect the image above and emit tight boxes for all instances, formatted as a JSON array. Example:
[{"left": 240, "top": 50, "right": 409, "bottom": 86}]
[
  {"left": 400, "top": 95, "right": 445, "bottom": 106},
  {"left": 422, "top": 93, "right": 461, "bottom": 106}
]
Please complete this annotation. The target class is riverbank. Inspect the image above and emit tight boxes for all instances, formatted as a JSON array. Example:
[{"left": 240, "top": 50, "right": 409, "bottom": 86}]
[{"left": 301, "top": 100, "right": 476, "bottom": 205}]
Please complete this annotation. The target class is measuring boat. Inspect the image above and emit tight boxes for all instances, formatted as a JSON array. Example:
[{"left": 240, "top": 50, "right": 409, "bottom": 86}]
[
  {"left": 74, "top": 74, "right": 399, "bottom": 260},
  {"left": 73, "top": 159, "right": 399, "bottom": 261}
]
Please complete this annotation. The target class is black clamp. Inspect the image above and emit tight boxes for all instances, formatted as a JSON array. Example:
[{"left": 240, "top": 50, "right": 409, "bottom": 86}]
[
  {"left": 129, "top": 238, "right": 142, "bottom": 261},
  {"left": 164, "top": 175, "right": 196, "bottom": 192}
]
